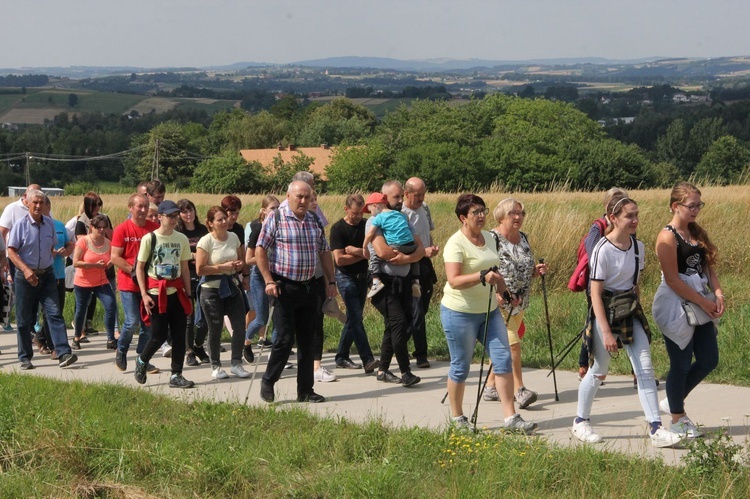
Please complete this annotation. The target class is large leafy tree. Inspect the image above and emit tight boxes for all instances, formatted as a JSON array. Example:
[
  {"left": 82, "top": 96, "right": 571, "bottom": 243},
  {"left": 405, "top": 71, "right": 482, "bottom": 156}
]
[
  {"left": 191, "top": 151, "right": 262, "bottom": 193},
  {"left": 694, "top": 135, "right": 750, "bottom": 184}
]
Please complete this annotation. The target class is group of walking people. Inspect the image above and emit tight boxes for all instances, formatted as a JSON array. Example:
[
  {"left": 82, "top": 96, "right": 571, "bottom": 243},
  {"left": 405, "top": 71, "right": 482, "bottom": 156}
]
[{"left": 1, "top": 177, "right": 723, "bottom": 446}]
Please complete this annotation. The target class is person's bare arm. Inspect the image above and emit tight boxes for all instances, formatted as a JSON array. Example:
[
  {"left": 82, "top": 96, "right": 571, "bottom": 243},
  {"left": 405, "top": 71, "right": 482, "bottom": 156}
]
[{"left": 110, "top": 246, "right": 130, "bottom": 273}]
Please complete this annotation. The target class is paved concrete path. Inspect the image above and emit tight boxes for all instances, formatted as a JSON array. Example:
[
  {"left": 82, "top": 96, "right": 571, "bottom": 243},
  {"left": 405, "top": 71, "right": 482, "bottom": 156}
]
[{"left": 1, "top": 329, "right": 748, "bottom": 466}]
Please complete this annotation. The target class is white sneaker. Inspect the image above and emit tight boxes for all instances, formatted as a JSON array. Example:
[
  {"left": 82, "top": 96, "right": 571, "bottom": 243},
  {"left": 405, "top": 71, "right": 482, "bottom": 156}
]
[
  {"left": 671, "top": 416, "right": 703, "bottom": 439},
  {"left": 367, "top": 280, "right": 384, "bottom": 298},
  {"left": 650, "top": 427, "right": 683, "bottom": 448},
  {"left": 161, "top": 342, "right": 172, "bottom": 358},
  {"left": 572, "top": 419, "right": 604, "bottom": 443},
  {"left": 659, "top": 397, "right": 671, "bottom": 415},
  {"left": 212, "top": 367, "right": 229, "bottom": 380},
  {"left": 230, "top": 364, "right": 251, "bottom": 378},
  {"left": 314, "top": 366, "right": 338, "bottom": 382}
]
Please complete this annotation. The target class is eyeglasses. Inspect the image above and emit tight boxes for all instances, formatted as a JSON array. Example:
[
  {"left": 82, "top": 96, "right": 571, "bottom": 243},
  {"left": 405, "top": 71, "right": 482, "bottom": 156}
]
[
  {"left": 678, "top": 202, "right": 705, "bottom": 211},
  {"left": 508, "top": 210, "right": 526, "bottom": 217},
  {"left": 94, "top": 225, "right": 107, "bottom": 230},
  {"left": 471, "top": 208, "right": 488, "bottom": 217},
  {"left": 162, "top": 213, "right": 180, "bottom": 220}
]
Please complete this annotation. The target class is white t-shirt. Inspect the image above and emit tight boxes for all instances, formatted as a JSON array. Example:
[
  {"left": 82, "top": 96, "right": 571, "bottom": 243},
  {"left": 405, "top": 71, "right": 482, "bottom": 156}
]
[
  {"left": 589, "top": 236, "right": 645, "bottom": 292},
  {"left": 196, "top": 232, "right": 241, "bottom": 289},
  {"left": 0, "top": 198, "right": 28, "bottom": 231}
]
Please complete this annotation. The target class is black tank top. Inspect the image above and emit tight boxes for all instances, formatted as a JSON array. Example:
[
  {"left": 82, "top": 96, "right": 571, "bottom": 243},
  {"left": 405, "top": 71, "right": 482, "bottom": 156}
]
[{"left": 665, "top": 225, "right": 704, "bottom": 276}]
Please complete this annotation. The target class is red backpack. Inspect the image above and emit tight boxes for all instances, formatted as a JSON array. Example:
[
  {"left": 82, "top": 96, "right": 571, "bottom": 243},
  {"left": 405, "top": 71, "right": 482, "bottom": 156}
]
[{"left": 567, "top": 218, "right": 607, "bottom": 292}]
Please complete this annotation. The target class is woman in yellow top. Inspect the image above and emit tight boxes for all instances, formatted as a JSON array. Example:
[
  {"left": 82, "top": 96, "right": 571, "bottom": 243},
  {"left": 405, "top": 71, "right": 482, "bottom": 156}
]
[{"left": 440, "top": 194, "right": 536, "bottom": 434}]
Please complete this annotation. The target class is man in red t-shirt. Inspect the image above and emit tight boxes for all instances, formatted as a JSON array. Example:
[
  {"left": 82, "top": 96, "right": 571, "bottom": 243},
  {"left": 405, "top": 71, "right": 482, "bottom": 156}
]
[{"left": 110, "top": 193, "right": 159, "bottom": 371}]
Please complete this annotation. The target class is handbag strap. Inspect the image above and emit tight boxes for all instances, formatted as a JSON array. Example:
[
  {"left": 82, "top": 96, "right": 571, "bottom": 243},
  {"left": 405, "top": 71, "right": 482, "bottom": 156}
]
[{"left": 631, "top": 235, "right": 639, "bottom": 287}]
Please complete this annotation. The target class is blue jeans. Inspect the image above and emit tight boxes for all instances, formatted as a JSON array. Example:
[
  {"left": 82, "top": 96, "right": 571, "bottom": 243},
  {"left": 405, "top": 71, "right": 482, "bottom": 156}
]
[
  {"left": 440, "top": 305, "right": 511, "bottom": 383},
  {"left": 117, "top": 290, "right": 151, "bottom": 355},
  {"left": 245, "top": 266, "right": 275, "bottom": 341},
  {"left": 663, "top": 322, "right": 719, "bottom": 414},
  {"left": 74, "top": 284, "right": 117, "bottom": 339},
  {"left": 335, "top": 270, "right": 374, "bottom": 364},
  {"left": 15, "top": 270, "right": 71, "bottom": 361},
  {"left": 578, "top": 317, "right": 659, "bottom": 422}
]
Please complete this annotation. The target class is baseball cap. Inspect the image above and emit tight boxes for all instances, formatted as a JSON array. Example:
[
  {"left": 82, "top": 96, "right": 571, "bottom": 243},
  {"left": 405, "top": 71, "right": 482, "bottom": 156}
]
[
  {"left": 157, "top": 200, "right": 180, "bottom": 215},
  {"left": 362, "top": 192, "right": 387, "bottom": 213}
]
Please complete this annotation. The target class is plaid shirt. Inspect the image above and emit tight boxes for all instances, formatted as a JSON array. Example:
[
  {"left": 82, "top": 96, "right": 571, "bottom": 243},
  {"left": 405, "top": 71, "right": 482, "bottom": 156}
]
[{"left": 256, "top": 205, "right": 329, "bottom": 282}]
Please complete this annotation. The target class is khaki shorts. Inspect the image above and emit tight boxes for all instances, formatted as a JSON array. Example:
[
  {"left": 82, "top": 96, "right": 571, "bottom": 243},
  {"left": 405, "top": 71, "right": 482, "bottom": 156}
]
[{"left": 505, "top": 309, "right": 525, "bottom": 346}]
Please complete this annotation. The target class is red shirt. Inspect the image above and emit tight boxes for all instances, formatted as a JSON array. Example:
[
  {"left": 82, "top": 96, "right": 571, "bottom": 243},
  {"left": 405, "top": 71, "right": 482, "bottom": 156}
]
[{"left": 111, "top": 218, "right": 159, "bottom": 292}]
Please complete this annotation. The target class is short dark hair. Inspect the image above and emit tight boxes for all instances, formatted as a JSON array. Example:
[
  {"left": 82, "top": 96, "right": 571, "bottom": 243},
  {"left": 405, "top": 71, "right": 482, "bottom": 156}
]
[
  {"left": 83, "top": 191, "right": 102, "bottom": 219},
  {"left": 345, "top": 193, "right": 365, "bottom": 208},
  {"left": 146, "top": 179, "right": 165, "bottom": 196},
  {"left": 455, "top": 194, "right": 485, "bottom": 220},
  {"left": 221, "top": 195, "right": 242, "bottom": 212}
]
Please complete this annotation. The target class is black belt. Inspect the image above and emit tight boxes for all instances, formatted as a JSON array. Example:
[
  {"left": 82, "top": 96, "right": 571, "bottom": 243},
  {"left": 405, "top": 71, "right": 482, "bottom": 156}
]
[
  {"left": 272, "top": 274, "right": 313, "bottom": 286},
  {"left": 32, "top": 267, "right": 52, "bottom": 275}
]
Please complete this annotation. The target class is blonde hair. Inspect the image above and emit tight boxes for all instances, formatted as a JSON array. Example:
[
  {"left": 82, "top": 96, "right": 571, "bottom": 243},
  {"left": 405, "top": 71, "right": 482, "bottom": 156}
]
[
  {"left": 258, "top": 195, "right": 280, "bottom": 222},
  {"left": 493, "top": 197, "right": 524, "bottom": 223},
  {"left": 603, "top": 187, "right": 628, "bottom": 209},
  {"left": 669, "top": 182, "right": 717, "bottom": 266}
]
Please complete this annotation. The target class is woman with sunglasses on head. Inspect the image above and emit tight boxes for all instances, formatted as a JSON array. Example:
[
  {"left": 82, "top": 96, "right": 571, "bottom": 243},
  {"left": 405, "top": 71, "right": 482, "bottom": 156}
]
[
  {"left": 441, "top": 194, "right": 536, "bottom": 433},
  {"left": 573, "top": 195, "right": 681, "bottom": 448},
  {"left": 195, "top": 206, "right": 250, "bottom": 380},
  {"left": 71, "top": 214, "right": 118, "bottom": 350},
  {"left": 653, "top": 182, "right": 723, "bottom": 439},
  {"left": 74, "top": 192, "right": 115, "bottom": 345}
]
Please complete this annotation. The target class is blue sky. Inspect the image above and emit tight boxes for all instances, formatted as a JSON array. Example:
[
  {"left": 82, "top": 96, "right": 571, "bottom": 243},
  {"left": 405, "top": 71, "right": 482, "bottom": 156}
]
[{"left": 3, "top": 0, "right": 747, "bottom": 68}]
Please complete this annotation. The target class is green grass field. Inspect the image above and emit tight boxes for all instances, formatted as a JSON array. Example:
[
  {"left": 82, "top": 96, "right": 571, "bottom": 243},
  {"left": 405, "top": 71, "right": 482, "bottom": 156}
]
[{"left": 0, "top": 374, "right": 747, "bottom": 497}]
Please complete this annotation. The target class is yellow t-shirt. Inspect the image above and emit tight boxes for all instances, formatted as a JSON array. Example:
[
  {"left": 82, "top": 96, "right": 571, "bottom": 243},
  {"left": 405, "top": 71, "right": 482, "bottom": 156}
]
[{"left": 441, "top": 229, "right": 500, "bottom": 314}]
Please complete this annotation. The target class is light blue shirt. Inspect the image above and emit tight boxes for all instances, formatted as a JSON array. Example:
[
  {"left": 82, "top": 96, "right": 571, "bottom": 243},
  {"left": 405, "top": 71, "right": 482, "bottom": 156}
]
[
  {"left": 52, "top": 219, "right": 69, "bottom": 279},
  {"left": 7, "top": 213, "right": 56, "bottom": 270}
]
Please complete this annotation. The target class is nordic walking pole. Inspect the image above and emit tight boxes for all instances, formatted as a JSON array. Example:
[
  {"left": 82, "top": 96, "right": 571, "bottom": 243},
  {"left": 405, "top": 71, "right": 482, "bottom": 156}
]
[
  {"left": 547, "top": 327, "right": 583, "bottom": 377},
  {"left": 539, "top": 258, "right": 559, "bottom": 401},
  {"left": 470, "top": 281, "right": 495, "bottom": 431},
  {"left": 245, "top": 291, "right": 277, "bottom": 404}
]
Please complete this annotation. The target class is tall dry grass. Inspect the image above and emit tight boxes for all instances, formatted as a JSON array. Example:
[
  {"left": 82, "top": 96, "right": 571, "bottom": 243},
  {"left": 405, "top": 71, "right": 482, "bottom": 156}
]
[{"left": 5, "top": 185, "right": 748, "bottom": 293}]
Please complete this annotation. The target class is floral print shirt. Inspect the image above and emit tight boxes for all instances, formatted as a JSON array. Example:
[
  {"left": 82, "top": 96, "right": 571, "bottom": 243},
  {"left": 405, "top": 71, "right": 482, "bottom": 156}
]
[{"left": 490, "top": 230, "right": 535, "bottom": 315}]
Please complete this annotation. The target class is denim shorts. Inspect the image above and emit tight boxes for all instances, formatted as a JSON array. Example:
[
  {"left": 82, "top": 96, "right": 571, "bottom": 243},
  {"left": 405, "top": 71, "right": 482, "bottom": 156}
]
[{"left": 441, "top": 304, "right": 511, "bottom": 383}]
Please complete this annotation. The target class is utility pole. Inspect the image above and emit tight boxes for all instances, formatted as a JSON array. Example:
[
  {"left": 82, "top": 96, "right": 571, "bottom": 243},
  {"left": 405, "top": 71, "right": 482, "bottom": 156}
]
[
  {"left": 151, "top": 139, "right": 160, "bottom": 180},
  {"left": 25, "top": 152, "right": 30, "bottom": 185}
]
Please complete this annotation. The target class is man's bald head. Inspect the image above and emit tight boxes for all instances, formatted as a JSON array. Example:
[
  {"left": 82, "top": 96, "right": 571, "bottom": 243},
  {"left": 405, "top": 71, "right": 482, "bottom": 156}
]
[{"left": 287, "top": 180, "right": 312, "bottom": 219}]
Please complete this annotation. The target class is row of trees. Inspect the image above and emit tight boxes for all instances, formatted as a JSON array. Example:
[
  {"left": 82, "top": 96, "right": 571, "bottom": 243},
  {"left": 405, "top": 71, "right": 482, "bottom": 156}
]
[{"left": 2, "top": 92, "right": 750, "bottom": 194}]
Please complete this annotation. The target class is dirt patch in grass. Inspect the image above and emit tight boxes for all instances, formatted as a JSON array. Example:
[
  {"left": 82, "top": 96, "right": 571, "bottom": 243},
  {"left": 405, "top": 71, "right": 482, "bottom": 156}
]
[
  {"left": 0, "top": 107, "right": 61, "bottom": 124},
  {"left": 124, "top": 97, "right": 179, "bottom": 115}
]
